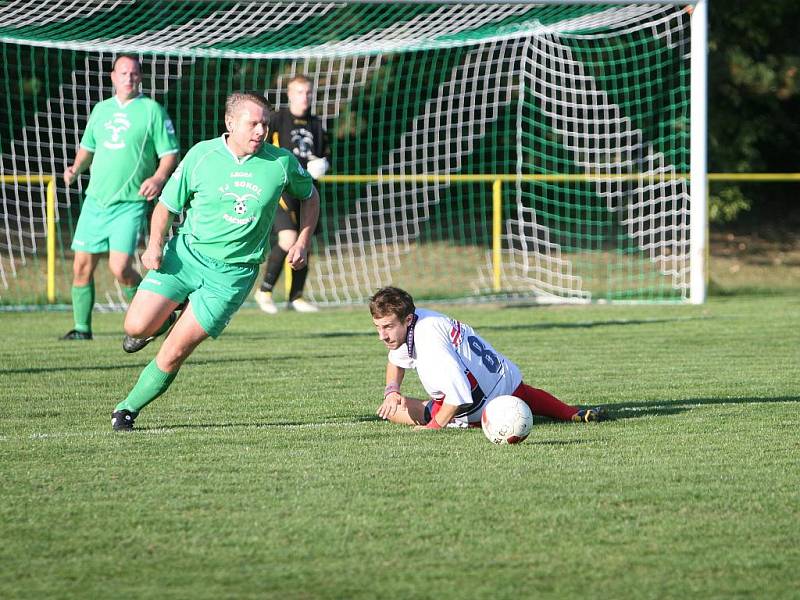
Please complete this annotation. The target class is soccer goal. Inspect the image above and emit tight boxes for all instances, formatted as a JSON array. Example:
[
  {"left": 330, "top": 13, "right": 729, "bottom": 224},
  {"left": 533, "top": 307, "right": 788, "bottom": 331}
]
[{"left": 0, "top": 0, "right": 707, "bottom": 307}]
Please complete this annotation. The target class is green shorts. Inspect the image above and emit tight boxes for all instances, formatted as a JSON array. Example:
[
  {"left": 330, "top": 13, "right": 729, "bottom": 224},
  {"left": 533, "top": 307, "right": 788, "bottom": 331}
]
[
  {"left": 71, "top": 195, "right": 149, "bottom": 255},
  {"left": 138, "top": 235, "right": 258, "bottom": 338}
]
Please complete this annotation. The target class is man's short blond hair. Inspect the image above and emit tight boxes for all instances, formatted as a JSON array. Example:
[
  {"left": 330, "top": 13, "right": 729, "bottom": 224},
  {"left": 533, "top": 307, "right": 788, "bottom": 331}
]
[
  {"left": 225, "top": 91, "right": 273, "bottom": 119},
  {"left": 287, "top": 74, "right": 313, "bottom": 89}
]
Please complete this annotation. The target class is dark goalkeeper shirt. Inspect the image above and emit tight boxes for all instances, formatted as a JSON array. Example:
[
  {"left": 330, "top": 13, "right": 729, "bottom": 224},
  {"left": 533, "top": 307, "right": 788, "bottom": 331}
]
[{"left": 269, "top": 108, "right": 329, "bottom": 169}]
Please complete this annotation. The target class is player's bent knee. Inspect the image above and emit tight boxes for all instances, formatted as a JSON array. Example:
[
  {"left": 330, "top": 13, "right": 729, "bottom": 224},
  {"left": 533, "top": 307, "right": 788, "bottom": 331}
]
[
  {"left": 277, "top": 230, "right": 298, "bottom": 251},
  {"left": 123, "top": 314, "right": 149, "bottom": 338},
  {"left": 108, "top": 261, "right": 135, "bottom": 282},
  {"left": 72, "top": 259, "right": 94, "bottom": 283}
]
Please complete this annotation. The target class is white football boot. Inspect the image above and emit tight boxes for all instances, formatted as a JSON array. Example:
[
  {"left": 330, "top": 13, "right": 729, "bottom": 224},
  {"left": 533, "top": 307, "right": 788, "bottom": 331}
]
[
  {"left": 255, "top": 290, "right": 278, "bottom": 314},
  {"left": 289, "top": 298, "right": 319, "bottom": 313}
]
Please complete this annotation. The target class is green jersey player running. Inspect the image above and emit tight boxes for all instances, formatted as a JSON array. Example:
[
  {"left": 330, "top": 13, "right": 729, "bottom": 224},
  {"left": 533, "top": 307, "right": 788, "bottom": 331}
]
[{"left": 111, "top": 91, "right": 320, "bottom": 431}]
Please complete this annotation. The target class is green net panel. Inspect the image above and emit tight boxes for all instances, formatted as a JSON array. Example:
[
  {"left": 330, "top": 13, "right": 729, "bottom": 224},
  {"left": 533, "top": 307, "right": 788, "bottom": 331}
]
[{"left": 0, "top": 0, "right": 694, "bottom": 306}]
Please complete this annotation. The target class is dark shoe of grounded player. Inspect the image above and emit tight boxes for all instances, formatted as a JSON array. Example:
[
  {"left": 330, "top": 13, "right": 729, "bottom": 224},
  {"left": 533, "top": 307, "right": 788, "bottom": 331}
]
[
  {"left": 61, "top": 329, "right": 93, "bottom": 340},
  {"left": 111, "top": 409, "right": 138, "bottom": 431},
  {"left": 571, "top": 406, "right": 609, "bottom": 422},
  {"left": 122, "top": 311, "right": 178, "bottom": 353}
]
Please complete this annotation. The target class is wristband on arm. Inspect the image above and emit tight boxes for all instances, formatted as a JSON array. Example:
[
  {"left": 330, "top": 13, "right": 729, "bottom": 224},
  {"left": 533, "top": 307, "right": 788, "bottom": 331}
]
[{"left": 384, "top": 382, "right": 400, "bottom": 398}]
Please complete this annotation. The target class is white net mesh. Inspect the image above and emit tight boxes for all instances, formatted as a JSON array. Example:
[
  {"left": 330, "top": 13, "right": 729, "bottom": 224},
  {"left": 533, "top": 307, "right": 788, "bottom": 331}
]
[{"left": 0, "top": 1, "right": 696, "bottom": 306}]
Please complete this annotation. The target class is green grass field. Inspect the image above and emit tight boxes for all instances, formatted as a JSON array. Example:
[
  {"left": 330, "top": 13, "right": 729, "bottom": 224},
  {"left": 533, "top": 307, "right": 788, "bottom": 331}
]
[{"left": 1, "top": 293, "right": 799, "bottom": 599}]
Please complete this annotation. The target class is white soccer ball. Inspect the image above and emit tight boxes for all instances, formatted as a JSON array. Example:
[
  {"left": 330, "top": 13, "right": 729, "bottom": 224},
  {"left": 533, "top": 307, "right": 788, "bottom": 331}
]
[{"left": 481, "top": 395, "right": 533, "bottom": 444}]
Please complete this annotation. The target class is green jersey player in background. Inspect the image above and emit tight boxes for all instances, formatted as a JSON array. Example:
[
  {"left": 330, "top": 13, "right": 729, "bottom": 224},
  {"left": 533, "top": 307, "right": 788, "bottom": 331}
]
[
  {"left": 111, "top": 91, "right": 320, "bottom": 431},
  {"left": 62, "top": 54, "right": 179, "bottom": 340}
]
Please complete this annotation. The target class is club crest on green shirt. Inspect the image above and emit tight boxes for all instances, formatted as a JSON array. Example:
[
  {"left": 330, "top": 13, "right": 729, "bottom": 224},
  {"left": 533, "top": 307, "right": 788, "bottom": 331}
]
[
  {"left": 219, "top": 179, "right": 263, "bottom": 225},
  {"left": 103, "top": 113, "right": 131, "bottom": 150}
]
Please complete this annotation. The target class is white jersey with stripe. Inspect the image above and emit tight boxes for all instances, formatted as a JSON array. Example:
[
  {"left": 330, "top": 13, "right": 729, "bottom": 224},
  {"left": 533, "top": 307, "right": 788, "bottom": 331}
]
[{"left": 387, "top": 308, "right": 522, "bottom": 425}]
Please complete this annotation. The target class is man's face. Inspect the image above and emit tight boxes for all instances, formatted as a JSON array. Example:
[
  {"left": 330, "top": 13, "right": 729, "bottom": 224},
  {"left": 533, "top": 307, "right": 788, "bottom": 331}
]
[
  {"left": 111, "top": 57, "right": 142, "bottom": 101},
  {"left": 287, "top": 81, "right": 312, "bottom": 117},
  {"left": 372, "top": 313, "right": 413, "bottom": 350},
  {"left": 225, "top": 100, "right": 268, "bottom": 157}
]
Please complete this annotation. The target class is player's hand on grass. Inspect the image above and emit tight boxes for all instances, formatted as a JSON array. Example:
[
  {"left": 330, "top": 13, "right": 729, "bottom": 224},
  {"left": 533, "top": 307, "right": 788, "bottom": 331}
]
[
  {"left": 139, "top": 175, "right": 167, "bottom": 201},
  {"left": 286, "top": 244, "right": 308, "bottom": 270},
  {"left": 413, "top": 424, "right": 437, "bottom": 431},
  {"left": 377, "top": 391, "right": 405, "bottom": 420}
]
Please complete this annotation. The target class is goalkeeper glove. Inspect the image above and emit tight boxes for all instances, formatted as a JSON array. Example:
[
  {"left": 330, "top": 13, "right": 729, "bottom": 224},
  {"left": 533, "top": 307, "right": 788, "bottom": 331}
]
[{"left": 306, "top": 156, "right": 330, "bottom": 180}]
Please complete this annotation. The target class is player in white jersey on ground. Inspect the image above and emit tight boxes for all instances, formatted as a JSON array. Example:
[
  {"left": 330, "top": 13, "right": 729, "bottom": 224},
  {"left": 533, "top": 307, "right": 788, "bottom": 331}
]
[{"left": 369, "top": 286, "right": 607, "bottom": 430}]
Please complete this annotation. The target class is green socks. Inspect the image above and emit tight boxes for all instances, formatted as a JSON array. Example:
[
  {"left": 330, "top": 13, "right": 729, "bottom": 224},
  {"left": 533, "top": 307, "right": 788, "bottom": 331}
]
[
  {"left": 71, "top": 282, "right": 95, "bottom": 333},
  {"left": 115, "top": 359, "right": 179, "bottom": 414}
]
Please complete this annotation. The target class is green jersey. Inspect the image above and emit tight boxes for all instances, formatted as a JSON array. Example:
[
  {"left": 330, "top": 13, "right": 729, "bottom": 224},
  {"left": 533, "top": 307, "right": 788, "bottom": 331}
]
[
  {"left": 80, "top": 95, "right": 179, "bottom": 206},
  {"left": 160, "top": 135, "right": 314, "bottom": 265}
]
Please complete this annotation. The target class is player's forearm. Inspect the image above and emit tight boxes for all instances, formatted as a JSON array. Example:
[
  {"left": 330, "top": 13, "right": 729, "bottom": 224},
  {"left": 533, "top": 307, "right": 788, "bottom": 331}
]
[
  {"left": 147, "top": 202, "right": 174, "bottom": 248},
  {"left": 151, "top": 153, "right": 179, "bottom": 184},
  {"left": 70, "top": 148, "right": 94, "bottom": 175},
  {"left": 63, "top": 148, "right": 94, "bottom": 186},
  {"left": 295, "top": 187, "right": 320, "bottom": 247},
  {"left": 385, "top": 363, "right": 405, "bottom": 391}
]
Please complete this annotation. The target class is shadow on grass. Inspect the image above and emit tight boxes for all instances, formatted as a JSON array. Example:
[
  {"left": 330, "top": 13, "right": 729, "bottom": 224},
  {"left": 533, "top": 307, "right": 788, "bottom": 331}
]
[
  {"left": 609, "top": 395, "right": 799, "bottom": 419},
  {"left": 0, "top": 353, "right": 335, "bottom": 376},
  {"left": 137, "top": 414, "right": 381, "bottom": 432},
  {"left": 290, "top": 316, "right": 714, "bottom": 340},
  {"left": 526, "top": 439, "right": 588, "bottom": 447},
  {"left": 480, "top": 316, "right": 712, "bottom": 333}
]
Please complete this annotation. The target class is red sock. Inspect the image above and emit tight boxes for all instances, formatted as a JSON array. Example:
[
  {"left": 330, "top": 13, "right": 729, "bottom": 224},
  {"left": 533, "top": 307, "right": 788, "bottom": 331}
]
[{"left": 513, "top": 382, "right": 578, "bottom": 421}]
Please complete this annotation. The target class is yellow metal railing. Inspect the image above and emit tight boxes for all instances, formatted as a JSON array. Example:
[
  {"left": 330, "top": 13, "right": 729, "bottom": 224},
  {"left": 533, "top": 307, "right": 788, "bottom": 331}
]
[
  {"left": 320, "top": 172, "right": 800, "bottom": 293},
  {"left": 2, "top": 172, "right": 798, "bottom": 303},
  {"left": 1, "top": 174, "right": 57, "bottom": 302}
]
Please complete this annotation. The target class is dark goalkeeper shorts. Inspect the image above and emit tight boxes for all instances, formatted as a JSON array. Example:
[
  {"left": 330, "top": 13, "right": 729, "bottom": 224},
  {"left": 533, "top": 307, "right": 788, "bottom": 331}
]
[{"left": 272, "top": 193, "right": 320, "bottom": 234}]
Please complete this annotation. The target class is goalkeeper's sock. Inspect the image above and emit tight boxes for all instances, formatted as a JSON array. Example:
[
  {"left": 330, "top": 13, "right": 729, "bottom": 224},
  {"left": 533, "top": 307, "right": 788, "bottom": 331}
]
[
  {"left": 513, "top": 383, "right": 578, "bottom": 421},
  {"left": 115, "top": 359, "right": 179, "bottom": 414},
  {"left": 71, "top": 282, "right": 95, "bottom": 333},
  {"left": 121, "top": 283, "right": 139, "bottom": 302},
  {"left": 260, "top": 245, "right": 287, "bottom": 292},
  {"left": 289, "top": 264, "right": 309, "bottom": 302}
]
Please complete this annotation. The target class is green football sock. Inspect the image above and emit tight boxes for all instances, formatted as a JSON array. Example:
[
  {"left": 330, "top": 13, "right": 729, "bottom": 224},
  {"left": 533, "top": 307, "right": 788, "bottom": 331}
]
[
  {"left": 121, "top": 284, "right": 139, "bottom": 302},
  {"left": 115, "top": 359, "right": 179, "bottom": 414},
  {"left": 71, "top": 282, "right": 95, "bottom": 333}
]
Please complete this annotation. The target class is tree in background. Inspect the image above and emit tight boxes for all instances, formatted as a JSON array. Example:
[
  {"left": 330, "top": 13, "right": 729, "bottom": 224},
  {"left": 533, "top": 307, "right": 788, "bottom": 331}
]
[{"left": 708, "top": 0, "right": 800, "bottom": 228}]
